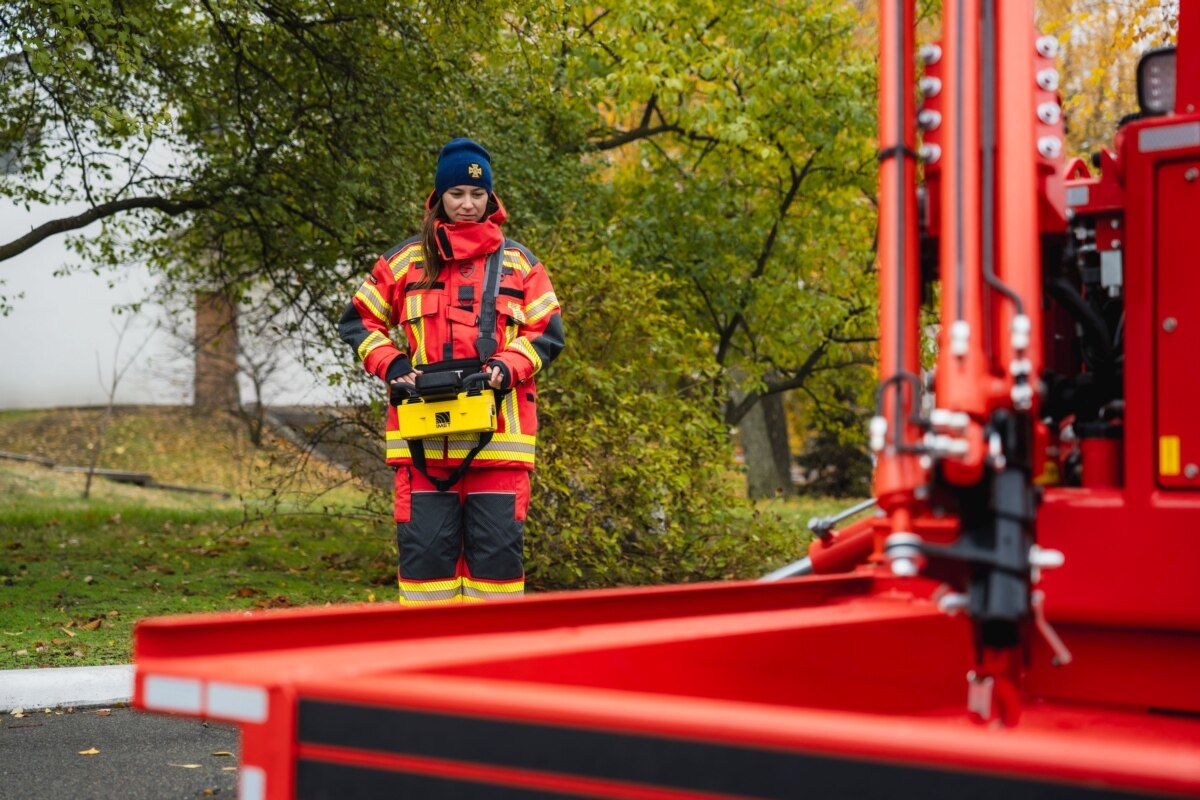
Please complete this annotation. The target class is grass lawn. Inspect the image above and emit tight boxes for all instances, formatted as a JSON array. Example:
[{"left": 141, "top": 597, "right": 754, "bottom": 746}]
[
  {"left": 0, "top": 407, "right": 861, "bottom": 669},
  {"left": 0, "top": 408, "right": 394, "bottom": 670}
]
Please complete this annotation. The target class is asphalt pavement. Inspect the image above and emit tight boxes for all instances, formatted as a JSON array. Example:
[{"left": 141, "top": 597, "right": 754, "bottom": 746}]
[{"left": 1, "top": 665, "right": 240, "bottom": 799}]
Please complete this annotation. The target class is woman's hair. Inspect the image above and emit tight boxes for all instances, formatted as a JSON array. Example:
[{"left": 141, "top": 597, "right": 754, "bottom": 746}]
[{"left": 416, "top": 194, "right": 500, "bottom": 289}]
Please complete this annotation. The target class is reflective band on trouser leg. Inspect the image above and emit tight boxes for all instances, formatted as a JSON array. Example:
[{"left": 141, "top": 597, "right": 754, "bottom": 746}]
[
  {"left": 397, "top": 577, "right": 462, "bottom": 607},
  {"left": 397, "top": 487, "right": 464, "bottom": 606},
  {"left": 461, "top": 469, "right": 529, "bottom": 601}
]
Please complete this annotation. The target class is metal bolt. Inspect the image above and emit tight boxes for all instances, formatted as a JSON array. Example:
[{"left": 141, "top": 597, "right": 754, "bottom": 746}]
[
  {"left": 1110, "top": 218, "right": 1121, "bottom": 229},
  {"left": 1164, "top": 317, "right": 1178, "bottom": 333},
  {"left": 1187, "top": 464, "right": 1199, "bottom": 480},
  {"left": 1186, "top": 168, "right": 1199, "bottom": 182},
  {"left": 1112, "top": 239, "right": 1121, "bottom": 249}
]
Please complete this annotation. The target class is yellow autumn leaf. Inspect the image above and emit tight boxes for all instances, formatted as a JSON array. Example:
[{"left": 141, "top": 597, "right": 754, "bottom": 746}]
[{"left": 78, "top": 747, "right": 100, "bottom": 756}]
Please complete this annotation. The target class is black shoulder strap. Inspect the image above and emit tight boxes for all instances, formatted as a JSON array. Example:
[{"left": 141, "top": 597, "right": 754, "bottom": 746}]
[{"left": 475, "top": 241, "right": 508, "bottom": 362}]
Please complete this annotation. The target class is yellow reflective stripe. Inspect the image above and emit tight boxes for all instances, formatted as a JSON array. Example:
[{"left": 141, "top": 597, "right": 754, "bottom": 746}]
[
  {"left": 355, "top": 282, "right": 391, "bottom": 322},
  {"left": 356, "top": 330, "right": 391, "bottom": 362},
  {"left": 411, "top": 318, "right": 427, "bottom": 364},
  {"left": 404, "top": 293, "right": 423, "bottom": 321},
  {"left": 501, "top": 391, "right": 520, "bottom": 433},
  {"left": 399, "top": 577, "right": 462, "bottom": 605},
  {"left": 511, "top": 337, "right": 542, "bottom": 371},
  {"left": 387, "top": 432, "right": 534, "bottom": 464},
  {"left": 400, "top": 577, "right": 460, "bottom": 594},
  {"left": 502, "top": 253, "right": 531, "bottom": 278},
  {"left": 399, "top": 595, "right": 462, "bottom": 607},
  {"left": 503, "top": 301, "right": 526, "bottom": 325},
  {"left": 388, "top": 245, "right": 423, "bottom": 280},
  {"left": 524, "top": 292, "right": 559, "bottom": 324}
]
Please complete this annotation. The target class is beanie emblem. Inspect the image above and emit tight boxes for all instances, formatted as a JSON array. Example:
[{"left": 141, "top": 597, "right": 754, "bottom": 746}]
[{"left": 468, "top": 163, "right": 483, "bottom": 179}]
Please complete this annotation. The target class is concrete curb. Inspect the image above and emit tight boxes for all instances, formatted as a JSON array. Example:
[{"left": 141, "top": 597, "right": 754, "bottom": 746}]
[{"left": 0, "top": 665, "right": 133, "bottom": 712}]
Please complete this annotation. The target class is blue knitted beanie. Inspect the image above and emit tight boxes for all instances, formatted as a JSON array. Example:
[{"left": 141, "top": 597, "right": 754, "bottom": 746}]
[{"left": 434, "top": 138, "right": 493, "bottom": 197}]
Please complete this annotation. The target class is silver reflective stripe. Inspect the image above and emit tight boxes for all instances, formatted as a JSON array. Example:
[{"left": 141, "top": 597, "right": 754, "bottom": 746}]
[
  {"left": 1138, "top": 122, "right": 1200, "bottom": 153},
  {"left": 207, "top": 682, "right": 268, "bottom": 723},
  {"left": 239, "top": 766, "right": 267, "bottom": 800},
  {"left": 1066, "top": 185, "right": 1089, "bottom": 207},
  {"left": 463, "top": 586, "right": 524, "bottom": 599},
  {"left": 143, "top": 675, "right": 202, "bottom": 714}
]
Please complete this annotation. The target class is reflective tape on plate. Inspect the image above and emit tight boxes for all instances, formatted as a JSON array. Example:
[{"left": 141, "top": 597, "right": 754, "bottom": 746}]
[
  {"left": 143, "top": 675, "right": 203, "bottom": 714},
  {"left": 207, "top": 682, "right": 269, "bottom": 723},
  {"left": 239, "top": 766, "right": 266, "bottom": 800}
]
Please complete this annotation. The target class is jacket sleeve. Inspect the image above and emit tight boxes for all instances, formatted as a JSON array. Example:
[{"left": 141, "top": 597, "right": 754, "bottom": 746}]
[
  {"left": 338, "top": 255, "right": 406, "bottom": 381},
  {"left": 490, "top": 258, "right": 564, "bottom": 386}
]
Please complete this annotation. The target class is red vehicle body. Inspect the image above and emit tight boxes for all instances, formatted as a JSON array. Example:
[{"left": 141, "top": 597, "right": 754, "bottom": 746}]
[{"left": 134, "top": 2, "right": 1200, "bottom": 798}]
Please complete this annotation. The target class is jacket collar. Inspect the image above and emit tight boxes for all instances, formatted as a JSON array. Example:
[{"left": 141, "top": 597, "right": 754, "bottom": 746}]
[{"left": 427, "top": 192, "right": 507, "bottom": 262}]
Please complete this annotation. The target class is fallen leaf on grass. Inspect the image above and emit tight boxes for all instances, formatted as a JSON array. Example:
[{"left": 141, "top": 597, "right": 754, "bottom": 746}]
[
  {"left": 253, "top": 595, "right": 293, "bottom": 609},
  {"left": 79, "top": 747, "right": 100, "bottom": 756},
  {"left": 168, "top": 763, "right": 202, "bottom": 769},
  {"left": 211, "top": 751, "right": 234, "bottom": 757},
  {"left": 79, "top": 618, "right": 103, "bottom": 631},
  {"left": 59, "top": 627, "right": 76, "bottom": 638},
  {"left": 228, "top": 587, "right": 263, "bottom": 598}
]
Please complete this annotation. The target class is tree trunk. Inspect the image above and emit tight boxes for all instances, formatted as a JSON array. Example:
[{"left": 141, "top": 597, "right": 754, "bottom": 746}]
[
  {"left": 194, "top": 290, "right": 240, "bottom": 412},
  {"left": 741, "top": 392, "right": 795, "bottom": 499}
]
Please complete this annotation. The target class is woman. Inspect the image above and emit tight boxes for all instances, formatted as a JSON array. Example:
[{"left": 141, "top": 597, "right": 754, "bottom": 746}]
[{"left": 339, "top": 138, "right": 565, "bottom": 605}]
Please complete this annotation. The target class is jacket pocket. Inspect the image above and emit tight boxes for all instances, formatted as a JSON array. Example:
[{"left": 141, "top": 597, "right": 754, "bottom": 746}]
[
  {"left": 400, "top": 292, "right": 440, "bottom": 364},
  {"left": 400, "top": 291, "right": 440, "bottom": 324}
]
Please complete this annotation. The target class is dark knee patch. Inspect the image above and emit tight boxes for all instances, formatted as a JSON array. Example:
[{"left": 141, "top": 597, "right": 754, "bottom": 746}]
[
  {"left": 463, "top": 493, "right": 524, "bottom": 579},
  {"left": 397, "top": 492, "right": 462, "bottom": 579}
]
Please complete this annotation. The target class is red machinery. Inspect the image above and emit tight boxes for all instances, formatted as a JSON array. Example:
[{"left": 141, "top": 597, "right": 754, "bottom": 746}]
[{"left": 134, "top": 3, "right": 1200, "bottom": 798}]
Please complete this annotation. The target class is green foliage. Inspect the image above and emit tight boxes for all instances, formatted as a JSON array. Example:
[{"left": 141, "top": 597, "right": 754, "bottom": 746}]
[{"left": 526, "top": 236, "right": 794, "bottom": 589}]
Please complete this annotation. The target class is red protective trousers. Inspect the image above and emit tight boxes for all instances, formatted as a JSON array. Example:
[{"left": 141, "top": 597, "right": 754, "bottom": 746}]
[{"left": 393, "top": 465, "right": 529, "bottom": 605}]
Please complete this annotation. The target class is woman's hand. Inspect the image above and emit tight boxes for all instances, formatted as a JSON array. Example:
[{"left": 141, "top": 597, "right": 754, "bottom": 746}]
[
  {"left": 487, "top": 365, "right": 505, "bottom": 390},
  {"left": 390, "top": 369, "right": 421, "bottom": 386}
]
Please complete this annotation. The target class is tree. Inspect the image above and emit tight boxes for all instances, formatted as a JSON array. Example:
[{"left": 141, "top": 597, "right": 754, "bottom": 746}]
[
  {"left": 544, "top": 0, "right": 880, "bottom": 497},
  {"left": 1037, "top": 0, "right": 1180, "bottom": 156}
]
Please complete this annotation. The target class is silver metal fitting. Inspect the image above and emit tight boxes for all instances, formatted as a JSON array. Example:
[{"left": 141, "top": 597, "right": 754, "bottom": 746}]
[
  {"left": 924, "top": 432, "right": 970, "bottom": 458},
  {"left": 1011, "top": 381, "right": 1034, "bottom": 411},
  {"left": 919, "top": 143, "right": 942, "bottom": 164},
  {"left": 885, "top": 532, "right": 925, "bottom": 578},
  {"left": 1029, "top": 545, "right": 1065, "bottom": 584},
  {"left": 987, "top": 431, "right": 1006, "bottom": 470},
  {"left": 950, "top": 320, "right": 970, "bottom": 356},
  {"left": 929, "top": 408, "right": 970, "bottom": 433},
  {"left": 1011, "top": 314, "right": 1032, "bottom": 351},
  {"left": 937, "top": 591, "right": 969, "bottom": 614},
  {"left": 919, "top": 43, "right": 942, "bottom": 66},
  {"left": 1036, "top": 68, "right": 1060, "bottom": 92},
  {"left": 919, "top": 76, "right": 942, "bottom": 97},
  {"left": 1038, "top": 136, "right": 1063, "bottom": 159},
  {"left": 1035, "top": 36, "right": 1059, "bottom": 59},
  {"left": 1037, "top": 102, "right": 1062, "bottom": 125},
  {"left": 917, "top": 109, "right": 942, "bottom": 131},
  {"left": 869, "top": 415, "right": 888, "bottom": 453}
]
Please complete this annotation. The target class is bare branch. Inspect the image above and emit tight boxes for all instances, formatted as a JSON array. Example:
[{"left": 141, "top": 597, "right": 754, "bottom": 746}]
[{"left": 0, "top": 196, "right": 209, "bottom": 262}]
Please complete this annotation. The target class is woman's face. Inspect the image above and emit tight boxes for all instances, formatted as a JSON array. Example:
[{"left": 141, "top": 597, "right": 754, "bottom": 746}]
[{"left": 442, "top": 185, "right": 489, "bottom": 223}]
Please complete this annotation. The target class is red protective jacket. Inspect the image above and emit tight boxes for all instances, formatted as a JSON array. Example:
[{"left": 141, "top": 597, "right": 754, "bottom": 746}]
[{"left": 339, "top": 197, "right": 564, "bottom": 471}]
